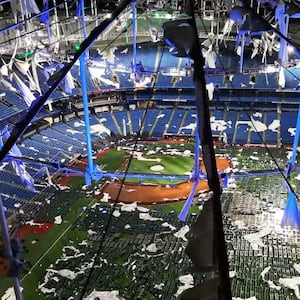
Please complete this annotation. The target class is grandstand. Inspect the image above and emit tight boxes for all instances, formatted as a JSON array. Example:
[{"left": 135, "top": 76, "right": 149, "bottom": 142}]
[{"left": 1, "top": 0, "right": 300, "bottom": 299}]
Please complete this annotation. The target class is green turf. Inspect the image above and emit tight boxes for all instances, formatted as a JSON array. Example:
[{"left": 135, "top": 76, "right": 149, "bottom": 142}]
[
  {"left": 4, "top": 143, "right": 290, "bottom": 299},
  {"left": 128, "top": 154, "right": 194, "bottom": 175},
  {"left": 92, "top": 147, "right": 195, "bottom": 184},
  {"left": 0, "top": 194, "right": 93, "bottom": 299},
  {"left": 147, "top": 201, "right": 200, "bottom": 214},
  {"left": 94, "top": 149, "right": 126, "bottom": 171},
  {"left": 67, "top": 176, "right": 86, "bottom": 189}
]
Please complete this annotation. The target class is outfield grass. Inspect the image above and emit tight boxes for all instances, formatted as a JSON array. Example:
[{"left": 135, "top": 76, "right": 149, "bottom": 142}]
[{"left": 94, "top": 149, "right": 126, "bottom": 171}]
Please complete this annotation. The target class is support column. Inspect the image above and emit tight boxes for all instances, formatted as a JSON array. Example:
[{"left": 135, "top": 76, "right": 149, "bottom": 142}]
[
  {"left": 52, "top": 0, "right": 60, "bottom": 42},
  {"left": 281, "top": 104, "right": 300, "bottom": 230},
  {"left": 79, "top": 0, "right": 94, "bottom": 184},
  {"left": 193, "top": 123, "right": 200, "bottom": 180},
  {"left": 178, "top": 125, "right": 200, "bottom": 221},
  {"left": 239, "top": 32, "right": 245, "bottom": 74},
  {"left": 132, "top": 0, "right": 137, "bottom": 81},
  {"left": 123, "top": 118, "right": 127, "bottom": 136},
  {"left": 290, "top": 105, "right": 300, "bottom": 166}
]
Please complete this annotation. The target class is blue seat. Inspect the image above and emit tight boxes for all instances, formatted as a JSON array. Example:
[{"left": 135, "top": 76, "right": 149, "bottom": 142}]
[
  {"left": 224, "top": 110, "right": 237, "bottom": 144},
  {"left": 280, "top": 111, "right": 297, "bottom": 144},
  {"left": 153, "top": 109, "right": 173, "bottom": 137},
  {"left": 142, "top": 109, "right": 160, "bottom": 134},
  {"left": 265, "top": 111, "right": 279, "bottom": 145},
  {"left": 42, "top": 128, "right": 84, "bottom": 148},
  {"left": 180, "top": 110, "right": 196, "bottom": 135},
  {"left": 113, "top": 111, "right": 130, "bottom": 135},
  {"left": 98, "top": 111, "right": 120, "bottom": 135},
  {"left": 130, "top": 110, "right": 144, "bottom": 134},
  {"left": 235, "top": 111, "right": 250, "bottom": 145},
  {"left": 0, "top": 182, "right": 36, "bottom": 200},
  {"left": 167, "top": 109, "right": 185, "bottom": 134}
]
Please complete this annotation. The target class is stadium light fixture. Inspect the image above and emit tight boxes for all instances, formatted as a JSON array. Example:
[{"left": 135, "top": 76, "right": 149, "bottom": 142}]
[
  {"left": 73, "top": 43, "right": 81, "bottom": 51},
  {"left": 16, "top": 50, "right": 34, "bottom": 59}
]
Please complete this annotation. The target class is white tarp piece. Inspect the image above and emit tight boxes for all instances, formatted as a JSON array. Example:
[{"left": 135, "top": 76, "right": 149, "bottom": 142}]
[
  {"left": 275, "top": 2, "right": 289, "bottom": 64},
  {"left": 64, "top": 71, "right": 76, "bottom": 94},
  {"left": 2, "top": 287, "right": 24, "bottom": 300},
  {"left": 1, "top": 125, "right": 35, "bottom": 190},
  {"left": 206, "top": 82, "right": 214, "bottom": 101},
  {"left": 43, "top": 63, "right": 64, "bottom": 82},
  {"left": 278, "top": 66, "right": 285, "bottom": 89},
  {"left": 83, "top": 290, "right": 124, "bottom": 300},
  {"left": 14, "top": 59, "right": 40, "bottom": 92},
  {"left": 268, "top": 120, "right": 280, "bottom": 132},
  {"left": 14, "top": 59, "right": 30, "bottom": 75},
  {"left": 98, "top": 47, "right": 118, "bottom": 64},
  {"left": 0, "top": 61, "right": 9, "bottom": 77},
  {"left": 174, "top": 225, "right": 189, "bottom": 241},
  {"left": 221, "top": 19, "right": 235, "bottom": 37},
  {"left": 279, "top": 277, "right": 300, "bottom": 299},
  {"left": 54, "top": 215, "right": 62, "bottom": 225},
  {"left": 0, "top": 76, "right": 16, "bottom": 92},
  {"left": 149, "top": 26, "right": 160, "bottom": 43},
  {"left": 12, "top": 72, "right": 36, "bottom": 106},
  {"left": 88, "top": 66, "right": 120, "bottom": 89},
  {"left": 174, "top": 274, "right": 194, "bottom": 297},
  {"left": 243, "top": 228, "right": 272, "bottom": 250},
  {"left": 10, "top": 0, "right": 40, "bottom": 15},
  {"left": 90, "top": 123, "right": 111, "bottom": 136},
  {"left": 203, "top": 45, "right": 217, "bottom": 69}
]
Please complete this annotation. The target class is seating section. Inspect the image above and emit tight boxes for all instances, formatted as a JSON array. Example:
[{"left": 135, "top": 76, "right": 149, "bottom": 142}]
[
  {"left": 280, "top": 111, "right": 297, "bottom": 144},
  {"left": 97, "top": 111, "right": 121, "bottom": 135},
  {"left": 113, "top": 111, "right": 130, "bottom": 136},
  {"left": 223, "top": 110, "right": 238, "bottom": 144},
  {"left": 166, "top": 109, "right": 186, "bottom": 134},
  {"left": 210, "top": 109, "right": 225, "bottom": 137},
  {"left": 234, "top": 111, "right": 251, "bottom": 145},
  {"left": 0, "top": 103, "right": 299, "bottom": 217},
  {"left": 130, "top": 110, "right": 144, "bottom": 134},
  {"left": 179, "top": 110, "right": 196, "bottom": 135},
  {"left": 142, "top": 109, "right": 160, "bottom": 134},
  {"left": 265, "top": 111, "right": 279, "bottom": 145},
  {"left": 249, "top": 112, "right": 266, "bottom": 145},
  {"left": 1, "top": 43, "right": 299, "bottom": 122},
  {"left": 59, "top": 120, "right": 88, "bottom": 143},
  {"left": 153, "top": 109, "right": 172, "bottom": 136},
  {"left": 0, "top": 164, "right": 38, "bottom": 216},
  {"left": 0, "top": 101, "right": 18, "bottom": 120},
  {"left": 42, "top": 128, "right": 85, "bottom": 149},
  {"left": 0, "top": 43, "right": 298, "bottom": 223}
]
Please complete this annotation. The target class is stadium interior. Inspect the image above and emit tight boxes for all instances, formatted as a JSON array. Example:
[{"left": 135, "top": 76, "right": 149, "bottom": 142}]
[{"left": 1, "top": 0, "right": 300, "bottom": 299}]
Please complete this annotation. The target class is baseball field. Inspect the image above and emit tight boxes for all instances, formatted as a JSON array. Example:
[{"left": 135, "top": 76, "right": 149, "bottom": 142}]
[{"left": 1, "top": 141, "right": 297, "bottom": 300}]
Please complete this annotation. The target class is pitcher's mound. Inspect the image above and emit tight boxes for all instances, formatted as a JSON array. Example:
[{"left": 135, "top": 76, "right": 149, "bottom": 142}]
[{"left": 150, "top": 165, "right": 165, "bottom": 171}]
